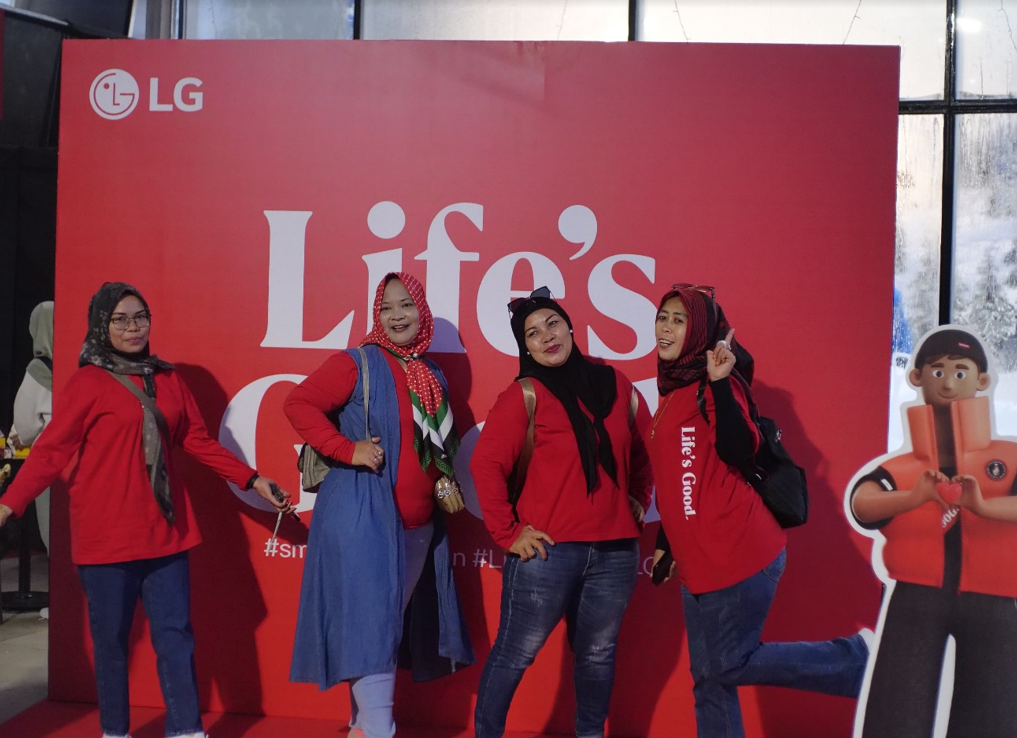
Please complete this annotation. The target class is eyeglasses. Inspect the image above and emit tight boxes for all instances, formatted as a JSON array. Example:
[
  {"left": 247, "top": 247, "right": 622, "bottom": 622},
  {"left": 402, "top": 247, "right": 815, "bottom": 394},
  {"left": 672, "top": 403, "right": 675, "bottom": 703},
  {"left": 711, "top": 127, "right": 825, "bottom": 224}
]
[
  {"left": 670, "top": 283, "right": 715, "bottom": 299},
  {"left": 109, "top": 312, "right": 151, "bottom": 331},
  {"left": 507, "top": 286, "right": 553, "bottom": 315}
]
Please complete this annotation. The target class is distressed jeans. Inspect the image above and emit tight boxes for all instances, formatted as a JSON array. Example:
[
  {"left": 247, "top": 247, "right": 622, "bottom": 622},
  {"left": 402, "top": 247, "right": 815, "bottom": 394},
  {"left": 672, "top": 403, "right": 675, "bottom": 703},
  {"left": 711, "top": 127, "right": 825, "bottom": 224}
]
[
  {"left": 474, "top": 539, "right": 639, "bottom": 738},
  {"left": 681, "top": 549, "right": 868, "bottom": 738},
  {"left": 77, "top": 551, "right": 203, "bottom": 738}
]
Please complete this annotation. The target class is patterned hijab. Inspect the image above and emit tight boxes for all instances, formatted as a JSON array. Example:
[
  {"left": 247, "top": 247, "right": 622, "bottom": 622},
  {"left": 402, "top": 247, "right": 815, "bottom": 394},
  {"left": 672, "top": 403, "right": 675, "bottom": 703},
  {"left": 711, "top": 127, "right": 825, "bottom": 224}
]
[
  {"left": 79, "top": 282, "right": 173, "bottom": 377},
  {"left": 80, "top": 282, "right": 175, "bottom": 523},
  {"left": 26, "top": 301, "right": 54, "bottom": 391},
  {"left": 656, "top": 285, "right": 754, "bottom": 396},
  {"left": 361, "top": 273, "right": 459, "bottom": 477}
]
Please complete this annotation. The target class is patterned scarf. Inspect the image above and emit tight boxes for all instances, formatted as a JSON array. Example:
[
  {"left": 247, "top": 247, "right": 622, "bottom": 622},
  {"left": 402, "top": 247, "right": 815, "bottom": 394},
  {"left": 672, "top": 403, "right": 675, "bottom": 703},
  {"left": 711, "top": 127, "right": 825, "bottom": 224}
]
[
  {"left": 79, "top": 282, "right": 175, "bottom": 523},
  {"left": 656, "top": 285, "right": 754, "bottom": 395},
  {"left": 361, "top": 273, "right": 459, "bottom": 477}
]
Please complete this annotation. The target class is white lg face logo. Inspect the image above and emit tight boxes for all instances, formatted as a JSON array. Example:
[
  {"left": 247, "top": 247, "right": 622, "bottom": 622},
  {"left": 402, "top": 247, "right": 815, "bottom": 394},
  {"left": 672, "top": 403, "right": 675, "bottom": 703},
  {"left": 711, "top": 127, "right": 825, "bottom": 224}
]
[
  {"left": 90, "top": 69, "right": 139, "bottom": 120},
  {"left": 90, "top": 69, "right": 204, "bottom": 119}
]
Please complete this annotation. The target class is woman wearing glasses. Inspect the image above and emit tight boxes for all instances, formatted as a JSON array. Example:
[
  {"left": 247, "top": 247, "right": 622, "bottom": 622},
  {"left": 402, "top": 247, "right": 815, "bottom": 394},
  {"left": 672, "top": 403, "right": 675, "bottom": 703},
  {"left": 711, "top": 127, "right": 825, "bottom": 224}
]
[
  {"left": 470, "top": 288, "right": 653, "bottom": 738},
  {"left": 649, "top": 284, "right": 869, "bottom": 738},
  {"left": 0, "top": 282, "right": 292, "bottom": 738},
  {"left": 286, "top": 272, "right": 473, "bottom": 738}
]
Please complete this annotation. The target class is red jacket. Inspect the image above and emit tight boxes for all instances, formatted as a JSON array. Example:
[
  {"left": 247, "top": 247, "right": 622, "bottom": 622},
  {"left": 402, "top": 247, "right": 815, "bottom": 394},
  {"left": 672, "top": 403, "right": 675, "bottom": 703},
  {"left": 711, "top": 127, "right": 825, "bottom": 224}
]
[
  {"left": 856, "top": 396, "right": 1017, "bottom": 597},
  {"left": 2, "top": 366, "right": 256, "bottom": 565},
  {"left": 649, "top": 379, "right": 785, "bottom": 595},
  {"left": 471, "top": 370, "right": 653, "bottom": 550}
]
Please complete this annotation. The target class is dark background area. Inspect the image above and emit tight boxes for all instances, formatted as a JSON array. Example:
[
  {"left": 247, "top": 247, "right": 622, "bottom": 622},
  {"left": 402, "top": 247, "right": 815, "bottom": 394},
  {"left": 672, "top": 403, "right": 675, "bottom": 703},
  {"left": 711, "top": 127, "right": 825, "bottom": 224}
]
[{"left": 0, "top": 2, "right": 130, "bottom": 436}]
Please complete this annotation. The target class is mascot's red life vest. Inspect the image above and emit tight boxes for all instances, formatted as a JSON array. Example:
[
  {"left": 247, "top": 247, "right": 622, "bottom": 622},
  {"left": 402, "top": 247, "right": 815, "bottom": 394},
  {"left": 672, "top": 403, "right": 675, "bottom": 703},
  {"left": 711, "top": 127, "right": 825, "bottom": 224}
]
[{"left": 881, "top": 396, "right": 1017, "bottom": 597}]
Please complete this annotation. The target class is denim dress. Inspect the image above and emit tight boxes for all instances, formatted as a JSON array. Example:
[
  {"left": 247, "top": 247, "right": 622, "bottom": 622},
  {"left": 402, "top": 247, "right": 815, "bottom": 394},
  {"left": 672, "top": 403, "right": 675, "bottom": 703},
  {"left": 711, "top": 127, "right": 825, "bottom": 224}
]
[{"left": 289, "top": 345, "right": 473, "bottom": 688}]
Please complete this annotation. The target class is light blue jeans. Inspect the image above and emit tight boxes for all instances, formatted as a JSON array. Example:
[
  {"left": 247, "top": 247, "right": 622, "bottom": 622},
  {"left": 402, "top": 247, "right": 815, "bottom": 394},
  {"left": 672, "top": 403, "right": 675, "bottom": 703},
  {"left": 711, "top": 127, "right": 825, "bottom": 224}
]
[
  {"left": 474, "top": 539, "right": 639, "bottom": 738},
  {"left": 348, "top": 522, "right": 434, "bottom": 738},
  {"left": 681, "top": 549, "right": 868, "bottom": 738}
]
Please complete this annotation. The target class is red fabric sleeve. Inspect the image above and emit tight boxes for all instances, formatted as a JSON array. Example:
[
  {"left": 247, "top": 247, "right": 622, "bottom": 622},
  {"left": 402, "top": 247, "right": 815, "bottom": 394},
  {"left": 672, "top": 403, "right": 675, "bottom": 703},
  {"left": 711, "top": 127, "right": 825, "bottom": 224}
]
[
  {"left": 470, "top": 382, "right": 528, "bottom": 550},
  {"left": 283, "top": 352, "right": 358, "bottom": 464},
  {"left": 626, "top": 382, "right": 655, "bottom": 512},
  {"left": 175, "top": 373, "right": 257, "bottom": 487},
  {"left": 1, "top": 369, "right": 97, "bottom": 518}
]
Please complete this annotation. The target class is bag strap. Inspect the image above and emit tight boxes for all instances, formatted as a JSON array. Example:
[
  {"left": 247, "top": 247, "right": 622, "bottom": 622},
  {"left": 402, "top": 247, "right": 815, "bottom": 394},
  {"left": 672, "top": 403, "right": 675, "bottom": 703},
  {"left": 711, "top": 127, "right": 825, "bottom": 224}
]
[
  {"left": 356, "top": 347, "right": 370, "bottom": 441},
  {"left": 508, "top": 378, "right": 537, "bottom": 502},
  {"left": 105, "top": 371, "right": 171, "bottom": 442}
]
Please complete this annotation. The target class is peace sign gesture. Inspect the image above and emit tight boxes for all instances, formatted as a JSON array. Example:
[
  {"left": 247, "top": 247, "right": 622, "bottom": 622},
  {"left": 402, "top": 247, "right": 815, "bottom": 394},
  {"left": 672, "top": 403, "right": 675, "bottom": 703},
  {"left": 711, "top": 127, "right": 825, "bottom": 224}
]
[{"left": 707, "top": 329, "right": 736, "bottom": 382}]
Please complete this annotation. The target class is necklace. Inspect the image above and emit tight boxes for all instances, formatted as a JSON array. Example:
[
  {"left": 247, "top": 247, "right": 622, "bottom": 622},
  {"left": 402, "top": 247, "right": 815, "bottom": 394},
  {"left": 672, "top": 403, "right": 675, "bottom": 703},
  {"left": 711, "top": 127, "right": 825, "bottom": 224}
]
[{"left": 651, "top": 392, "right": 676, "bottom": 439}]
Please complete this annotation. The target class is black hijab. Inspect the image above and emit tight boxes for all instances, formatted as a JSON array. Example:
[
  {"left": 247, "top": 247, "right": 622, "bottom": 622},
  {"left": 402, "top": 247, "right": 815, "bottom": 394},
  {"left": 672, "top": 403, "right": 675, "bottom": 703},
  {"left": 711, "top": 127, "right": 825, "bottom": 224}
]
[{"left": 510, "top": 291, "right": 618, "bottom": 493}]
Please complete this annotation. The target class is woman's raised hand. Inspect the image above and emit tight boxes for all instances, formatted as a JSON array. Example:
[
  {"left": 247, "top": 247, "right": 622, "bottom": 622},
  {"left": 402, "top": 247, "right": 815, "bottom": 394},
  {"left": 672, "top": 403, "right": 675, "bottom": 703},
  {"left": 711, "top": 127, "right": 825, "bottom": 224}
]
[
  {"left": 352, "top": 437, "right": 385, "bottom": 471},
  {"left": 510, "top": 524, "right": 556, "bottom": 562},
  {"left": 707, "top": 329, "right": 736, "bottom": 382}
]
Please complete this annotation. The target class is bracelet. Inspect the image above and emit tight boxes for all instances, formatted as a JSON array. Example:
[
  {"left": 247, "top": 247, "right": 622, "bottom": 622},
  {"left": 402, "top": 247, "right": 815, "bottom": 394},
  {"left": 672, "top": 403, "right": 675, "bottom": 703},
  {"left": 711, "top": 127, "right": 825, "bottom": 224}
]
[{"left": 246, "top": 473, "right": 260, "bottom": 490}]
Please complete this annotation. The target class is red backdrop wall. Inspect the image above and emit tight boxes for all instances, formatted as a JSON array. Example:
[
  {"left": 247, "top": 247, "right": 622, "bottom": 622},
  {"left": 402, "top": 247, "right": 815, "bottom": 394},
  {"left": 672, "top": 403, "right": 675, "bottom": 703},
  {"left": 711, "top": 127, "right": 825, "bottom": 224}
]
[{"left": 50, "top": 40, "right": 899, "bottom": 737}]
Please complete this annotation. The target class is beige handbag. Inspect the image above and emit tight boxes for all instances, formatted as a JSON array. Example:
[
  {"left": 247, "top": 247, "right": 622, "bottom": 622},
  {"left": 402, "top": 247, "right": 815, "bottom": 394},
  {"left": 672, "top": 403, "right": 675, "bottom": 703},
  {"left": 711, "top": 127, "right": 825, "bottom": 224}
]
[
  {"left": 298, "top": 443, "right": 331, "bottom": 493},
  {"left": 297, "top": 347, "right": 371, "bottom": 492}
]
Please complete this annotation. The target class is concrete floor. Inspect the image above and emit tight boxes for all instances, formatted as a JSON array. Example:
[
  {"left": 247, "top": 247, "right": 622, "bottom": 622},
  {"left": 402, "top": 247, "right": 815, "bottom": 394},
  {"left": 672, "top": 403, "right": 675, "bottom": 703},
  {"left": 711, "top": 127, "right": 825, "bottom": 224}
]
[{"left": 0, "top": 554, "right": 50, "bottom": 727}]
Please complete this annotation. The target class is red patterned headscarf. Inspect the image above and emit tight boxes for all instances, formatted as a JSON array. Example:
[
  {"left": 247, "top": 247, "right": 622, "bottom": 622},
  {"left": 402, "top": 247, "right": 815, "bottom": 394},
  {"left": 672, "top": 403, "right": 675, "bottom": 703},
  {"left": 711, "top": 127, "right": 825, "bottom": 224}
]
[
  {"left": 657, "top": 284, "right": 753, "bottom": 396},
  {"left": 362, "top": 272, "right": 459, "bottom": 475}
]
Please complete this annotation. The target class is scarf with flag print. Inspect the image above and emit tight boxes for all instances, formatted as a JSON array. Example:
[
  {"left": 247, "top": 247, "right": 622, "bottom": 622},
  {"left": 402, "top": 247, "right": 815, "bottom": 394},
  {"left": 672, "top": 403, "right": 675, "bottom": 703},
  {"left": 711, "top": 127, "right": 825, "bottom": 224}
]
[{"left": 362, "top": 273, "right": 460, "bottom": 477}]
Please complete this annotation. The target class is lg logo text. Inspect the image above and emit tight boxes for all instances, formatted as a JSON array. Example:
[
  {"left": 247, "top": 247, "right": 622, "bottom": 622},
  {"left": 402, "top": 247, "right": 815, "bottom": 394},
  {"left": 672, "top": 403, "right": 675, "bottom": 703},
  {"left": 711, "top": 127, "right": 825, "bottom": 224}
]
[{"left": 90, "top": 69, "right": 203, "bottom": 119}]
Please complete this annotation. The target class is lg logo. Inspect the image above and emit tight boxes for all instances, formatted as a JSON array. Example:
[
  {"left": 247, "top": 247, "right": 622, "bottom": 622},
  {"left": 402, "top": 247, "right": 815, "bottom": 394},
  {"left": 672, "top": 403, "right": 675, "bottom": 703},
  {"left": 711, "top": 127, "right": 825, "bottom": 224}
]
[
  {"left": 89, "top": 69, "right": 203, "bottom": 119},
  {"left": 89, "top": 69, "right": 138, "bottom": 119}
]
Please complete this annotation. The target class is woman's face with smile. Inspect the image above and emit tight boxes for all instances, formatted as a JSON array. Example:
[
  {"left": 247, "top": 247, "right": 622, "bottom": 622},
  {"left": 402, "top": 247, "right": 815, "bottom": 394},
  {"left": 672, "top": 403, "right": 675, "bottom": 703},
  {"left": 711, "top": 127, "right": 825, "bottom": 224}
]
[
  {"left": 655, "top": 296, "right": 688, "bottom": 361},
  {"left": 379, "top": 279, "right": 419, "bottom": 346},
  {"left": 523, "top": 308, "right": 573, "bottom": 368}
]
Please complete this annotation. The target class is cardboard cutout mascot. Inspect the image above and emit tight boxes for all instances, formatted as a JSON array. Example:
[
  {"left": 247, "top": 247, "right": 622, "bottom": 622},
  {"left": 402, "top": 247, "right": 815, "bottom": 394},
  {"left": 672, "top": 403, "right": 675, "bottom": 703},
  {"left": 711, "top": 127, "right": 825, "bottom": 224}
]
[{"left": 848, "top": 327, "right": 1017, "bottom": 738}]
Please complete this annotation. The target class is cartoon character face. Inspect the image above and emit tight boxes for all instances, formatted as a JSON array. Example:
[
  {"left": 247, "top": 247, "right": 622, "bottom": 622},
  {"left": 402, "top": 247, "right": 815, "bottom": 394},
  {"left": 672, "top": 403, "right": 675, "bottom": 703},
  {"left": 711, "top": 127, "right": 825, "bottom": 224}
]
[{"left": 909, "top": 354, "right": 991, "bottom": 408}]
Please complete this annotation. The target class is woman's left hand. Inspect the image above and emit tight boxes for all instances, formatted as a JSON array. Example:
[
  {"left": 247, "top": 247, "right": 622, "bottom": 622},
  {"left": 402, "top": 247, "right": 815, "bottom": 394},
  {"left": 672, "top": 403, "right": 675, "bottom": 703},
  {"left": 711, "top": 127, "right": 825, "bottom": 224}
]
[
  {"left": 707, "top": 329, "right": 736, "bottom": 382},
  {"left": 252, "top": 476, "right": 296, "bottom": 516}
]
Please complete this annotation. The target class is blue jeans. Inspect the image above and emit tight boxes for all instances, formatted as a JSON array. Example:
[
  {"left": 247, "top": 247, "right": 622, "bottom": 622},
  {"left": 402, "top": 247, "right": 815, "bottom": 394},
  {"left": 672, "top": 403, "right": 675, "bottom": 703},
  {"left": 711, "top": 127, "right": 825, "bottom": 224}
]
[
  {"left": 474, "top": 539, "right": 639, "bottom": 738},
  {"left": 681, "top": 549, "right": 868, "bottom": 738},
  {"left": 77, "top": 551, "right": 202, "bottom": 738}
]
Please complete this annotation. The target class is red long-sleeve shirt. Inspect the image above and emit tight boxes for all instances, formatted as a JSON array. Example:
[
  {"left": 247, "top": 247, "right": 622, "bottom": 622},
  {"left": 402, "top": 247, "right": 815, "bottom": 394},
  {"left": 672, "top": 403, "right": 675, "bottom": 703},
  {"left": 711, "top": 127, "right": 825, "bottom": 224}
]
[
  {"left": 471, "top": 370, "right": 653, "bottom": 550},
  {"left": 649, "top": 377, "right": 785, "bottom": 594},
  {"left": 283, "top": 351, "right": 438, "bottom": 528},
  {"left": 1, "top": 366, "right": 256, "bottom": 565}
]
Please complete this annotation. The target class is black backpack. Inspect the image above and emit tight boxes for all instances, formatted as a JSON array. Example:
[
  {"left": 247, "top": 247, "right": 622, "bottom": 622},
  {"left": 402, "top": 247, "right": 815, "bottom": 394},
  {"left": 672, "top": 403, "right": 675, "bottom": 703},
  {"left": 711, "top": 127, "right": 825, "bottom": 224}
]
[{"left": 696, "top": 377, "right": 809, "bottom": 529}]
